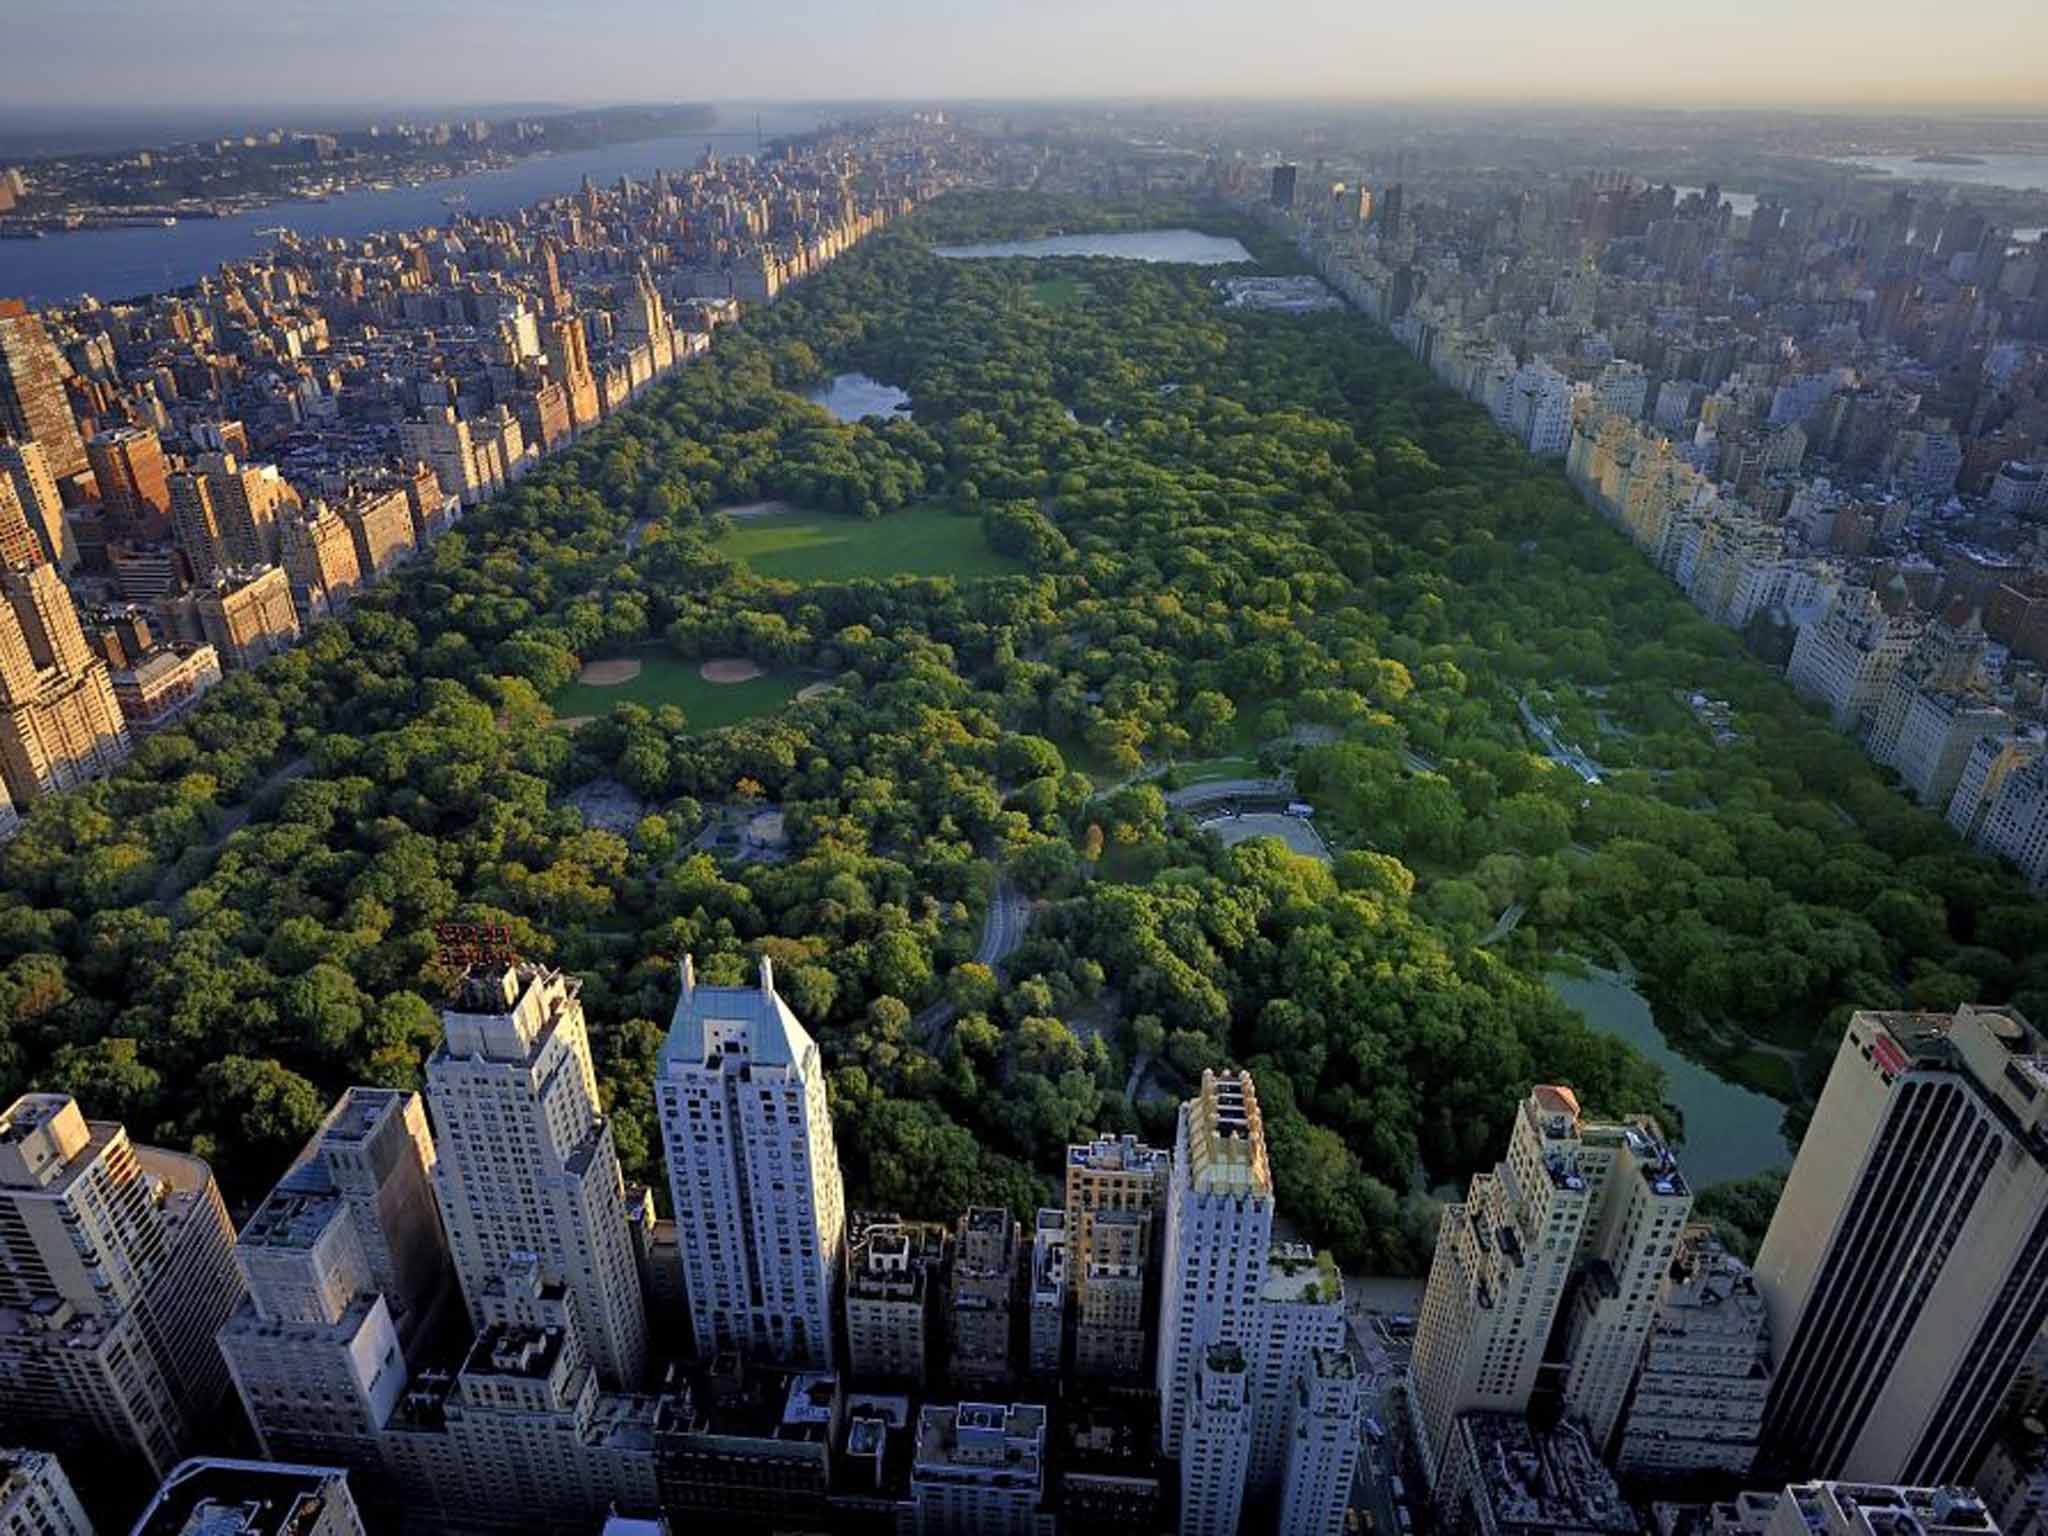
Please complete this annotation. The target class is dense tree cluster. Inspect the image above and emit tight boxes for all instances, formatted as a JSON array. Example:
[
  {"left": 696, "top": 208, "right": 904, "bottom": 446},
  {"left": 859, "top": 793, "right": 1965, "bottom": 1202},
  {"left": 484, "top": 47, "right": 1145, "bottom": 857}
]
[{"left": 0, "top": 194, "right": 2036, "bottom": 1273}]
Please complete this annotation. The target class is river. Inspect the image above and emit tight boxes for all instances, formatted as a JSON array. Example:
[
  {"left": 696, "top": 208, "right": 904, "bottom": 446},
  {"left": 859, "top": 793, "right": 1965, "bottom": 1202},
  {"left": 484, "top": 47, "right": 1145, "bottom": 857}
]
[
  {"left": 1830, "top": 153, "right": 2048, "bottom": 195},
  {"left": 932, "top": 229, "right": 1254, "bottom": 264},
  {"left": 1547, "top": 966, "right": 1793, "bottom": 1188},
  {"left": 0, "top": 104, "right": 828, "bottom": 306}
]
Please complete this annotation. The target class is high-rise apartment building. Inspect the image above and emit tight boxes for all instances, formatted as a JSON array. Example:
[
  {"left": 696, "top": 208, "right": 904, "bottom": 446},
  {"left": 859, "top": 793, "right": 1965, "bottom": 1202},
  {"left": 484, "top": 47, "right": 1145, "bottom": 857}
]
[
  {"left": 1757, "top": 1004, "right": 2048, "bottom": 1485},
  {"left": 1613, "top": 1227, "right": 1772, "bottom": 1481},
  {"left": 0, "top": 1094, "right": 243, "bottom": 1489},
  {"left": 0, "top": 301, "right": 87, "bottom": 481},
  {"left": 1157, "top": 1070, "right": 1274, "bottom": 1457},
  {"left": 1434, "top": 1414, "right": 1637, "bottom": 1536},
  {"left": 168, "top": 470, "right": 229, "bottom": 580},
  {"left": 657, "top": 956, "right": 845, "bottom": 1369},
  {"left": 0, "top": 440, "right": 73, "bottom": 569},
  {"left": 951, "top": 1205, "right": 1021, "bottom": 1389},
  {"left": 0, "top": 1448, "right": 92, "bottom": 1536},
  {"left": 1182, "top": 1343, "right": 1254, "bottom": 1536},
  {"left": 428, "top": 963, "right": 649, "bottom": 1390},
  {"left": 0, "top": 561, "right": 130, "bottom": 807},
  {"left": 1275, "top": 1348, "right": 1365, "bottom": 1536},
  {"left": 194, "top": 453, "right": 289, "bottom": 568},
  {"left": 1745, "top": 1481, "right": 1999, "bottom": 1536},
  {"left": 196, "top": 566, "right": 301, "bottom": 671},
  {"left": 844, "top": 1213, "right": 948, "bottom": 1388},
  {"left": 277, "top": 504, "right": 362, "bottom": 622},
  {"left": 1064, "top": 1133, "right": 1168, "bottom": 1378},
  {"left": 1558, "top": 1118, "right": 1694, "bottom": 1452},
  {"left": 219, "top": 1088, "right": 453, "bottom": 1477},
  {"left": 1409, "top": 1086, "right": 1596, "bottom": 1479},
  {"left": 1248, "top": 1245, "right": 1349, "bottom": 1496},
  {"left": 337, "top": 487, "right": 416, "bottom": 581},
  {"left": 85, "top": 427, "right": 171, "bottom": 542},
  {"left": 0, "top": 482, "right": 41, "bottom": 572},
  {"left": 546, "top": 317, "right": 600, "bottom": 430},
  {"left": 131, "top": 1458, "right": 366, "bottom": 1536},
  {"left": 397, "top": 410, "right": 502, "bottom": 507}
]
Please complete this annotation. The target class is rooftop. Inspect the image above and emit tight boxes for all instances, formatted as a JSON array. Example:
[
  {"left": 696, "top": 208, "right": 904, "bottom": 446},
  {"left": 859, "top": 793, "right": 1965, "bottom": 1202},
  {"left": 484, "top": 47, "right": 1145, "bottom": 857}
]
[
  {"left": 1185, "top": 1070, "right": 1272, "bottom": 1199},
  {"left": 1261, "top": 1243, "right": 1342, "bottom": 1305},
  {"left": 662, "top": 955, "right": 816, "bottom": 1075},
  {"left": 1453, "top": 1414, "right": 1636, "bottom": 1536},
  {"left": 1067, "top": 1133, "right": 1171, "bottom": 1175},
  {"left": 132, "top": 1458, "right": 354, "bottom": 1536}
]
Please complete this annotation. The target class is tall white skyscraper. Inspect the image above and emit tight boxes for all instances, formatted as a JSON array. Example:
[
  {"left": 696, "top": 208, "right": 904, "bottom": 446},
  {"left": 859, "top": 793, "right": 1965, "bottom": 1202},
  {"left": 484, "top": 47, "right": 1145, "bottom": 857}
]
[
  {"left": 427, "top": 963, "right": 649, "bottom": 1390},
  {"left": 1757, "top": 1004, "right": 2048, "bottom": 1484},
  {"left": 1181, "top": 1342, "right": 1254, "bottom": 1536},
  {"left": 658, "top": 956, "right": 846, "bottom": 1368},
  {"left": 1156, "top": 1070, "right": 1275, "bottom": 1457},
  {"left": 1276, "top": 1348, "right": 1365, "bottom": 1536}
]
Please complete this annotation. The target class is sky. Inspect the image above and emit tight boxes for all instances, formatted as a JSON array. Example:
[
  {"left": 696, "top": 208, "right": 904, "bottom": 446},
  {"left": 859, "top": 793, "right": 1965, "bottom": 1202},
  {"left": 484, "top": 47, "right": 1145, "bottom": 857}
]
[{"left": 6, "top": 0, "right": 2046, "bottom": 112}]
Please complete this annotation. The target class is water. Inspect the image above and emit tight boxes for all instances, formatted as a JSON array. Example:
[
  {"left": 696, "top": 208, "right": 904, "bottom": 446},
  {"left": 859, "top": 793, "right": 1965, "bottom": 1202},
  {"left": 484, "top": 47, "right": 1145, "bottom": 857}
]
[
  {"left": 1548, "top": 966, "right": 1793, "bottom": 1188},
  {"left": 0, "top": 104, "right": 827, "bottom": 306},
  {"left": 1830, "top": 153, "right": 2048, "bottom": 194},
  {"left": 932, "top": 229, "right": 1255, "bottom": 264},
  {"left": 1674, "top": 186, "right": 1760, "bottom": 218},
  {"left": 806, "top": 372, "right": 911, "bottom": 422}
]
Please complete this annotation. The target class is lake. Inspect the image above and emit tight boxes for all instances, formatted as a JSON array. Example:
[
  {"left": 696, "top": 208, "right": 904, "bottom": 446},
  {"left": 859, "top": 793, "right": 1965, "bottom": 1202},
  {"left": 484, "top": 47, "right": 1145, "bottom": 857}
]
[
  {"left": 932, "top": 229, "right": 1255, "bottom": 264},
  {"left": 1548, "top": 966, "right": 1793, "bottom": 1188},
  {"left": 0, "top": 103, "right": 827, "bottom": 306},
  {"left": 1830, "top": 154, "right": 2048, "bottom": 194},
  {"left": 806, "top": 372, "right": 912, "bottom": 422}
]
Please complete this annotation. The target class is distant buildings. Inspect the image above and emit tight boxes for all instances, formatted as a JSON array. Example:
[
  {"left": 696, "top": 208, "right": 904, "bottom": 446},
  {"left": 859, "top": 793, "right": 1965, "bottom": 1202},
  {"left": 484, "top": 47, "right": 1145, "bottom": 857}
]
[{"left": 0, "top": 301, "right": 87, "bottom": 481}]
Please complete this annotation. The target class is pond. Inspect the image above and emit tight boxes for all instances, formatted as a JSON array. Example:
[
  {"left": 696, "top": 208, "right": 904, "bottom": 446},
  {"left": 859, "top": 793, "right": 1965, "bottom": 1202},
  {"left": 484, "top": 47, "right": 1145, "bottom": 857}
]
[
  {"left": 932, "top": 229, "right": 1255, "bottom": 264},
  {"left": 806, "top": 372, "right": 912, "bottom": 423},
  {"left": 1547, "top": 966, "right": 1793, "bottom": 1189}
]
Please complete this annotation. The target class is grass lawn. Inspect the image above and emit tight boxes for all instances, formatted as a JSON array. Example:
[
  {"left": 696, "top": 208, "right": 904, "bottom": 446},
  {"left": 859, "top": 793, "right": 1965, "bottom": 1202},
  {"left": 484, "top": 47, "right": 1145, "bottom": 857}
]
[
  {"left": 549, "top": 653, "right": 803, "bottom": 730},
  {"left": 1030, "top": 276, "right": 1092, "bottom": 308},
  {"left": 721, "top": 502, "right": 1022, "bottom": 583},
  {"left": 1172, "top": 755, "right": 1260, "bottom": 786}
]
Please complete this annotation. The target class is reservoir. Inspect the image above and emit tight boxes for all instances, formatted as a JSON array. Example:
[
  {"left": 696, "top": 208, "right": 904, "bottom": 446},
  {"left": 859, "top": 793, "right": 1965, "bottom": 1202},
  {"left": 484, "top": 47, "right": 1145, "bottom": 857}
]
[
  {"left": 806, "top": 373, "right": 912, "bottom": 422},
  {"left": 1547, "top": 966, "right": 1794, "bottom": 1188},
  {"left": 0, "top": 104, "right": 826, "bottom": 306},
  {"left": 932, "top": 229, "right": 1255, "bottom": 264}
]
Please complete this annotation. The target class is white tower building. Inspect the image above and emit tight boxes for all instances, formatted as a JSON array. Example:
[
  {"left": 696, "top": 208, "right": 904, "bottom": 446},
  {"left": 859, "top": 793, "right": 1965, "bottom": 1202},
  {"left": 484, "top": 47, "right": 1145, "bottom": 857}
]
[
  {"left": 658, "top": 956, "right": 846, "bottom": 1368},
  {"left": 1155, "top": 1071, "right": 1275, "bottom": 1457},
  {"left": 426, "top": 963, "right": 649, "bottom": 1390}
]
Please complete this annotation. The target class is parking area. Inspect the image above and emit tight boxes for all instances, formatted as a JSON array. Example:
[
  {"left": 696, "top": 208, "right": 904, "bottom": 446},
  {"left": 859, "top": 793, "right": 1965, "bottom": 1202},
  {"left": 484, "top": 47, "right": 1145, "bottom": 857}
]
[{"left": 1201, "top": 809, "right": 1333, "bottom": 864}]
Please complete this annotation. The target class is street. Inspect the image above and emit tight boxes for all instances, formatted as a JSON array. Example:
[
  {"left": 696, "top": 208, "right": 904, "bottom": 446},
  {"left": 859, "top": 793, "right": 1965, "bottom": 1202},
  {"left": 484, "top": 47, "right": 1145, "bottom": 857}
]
[{"left": 1345, "top": 1277, "right": 1427, "bottom": 1536}]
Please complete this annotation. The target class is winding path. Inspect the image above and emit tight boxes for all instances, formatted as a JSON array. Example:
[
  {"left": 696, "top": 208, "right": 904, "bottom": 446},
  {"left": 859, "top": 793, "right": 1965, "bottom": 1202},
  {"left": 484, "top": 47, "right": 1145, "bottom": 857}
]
[
  {"left": 152, "top": 754, "right": 314, "bottom": 904},
  {"left": 915, "top": 875, "right": 1033, "bottom": 1050}
]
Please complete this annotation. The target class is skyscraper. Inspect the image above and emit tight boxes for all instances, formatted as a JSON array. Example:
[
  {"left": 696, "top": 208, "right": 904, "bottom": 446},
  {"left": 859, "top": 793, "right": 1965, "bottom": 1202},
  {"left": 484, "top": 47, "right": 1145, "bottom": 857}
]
[
  {"left": 0, "top": 1448, "right": 92, "bottom": 1536},
  {"left": 1270, "top": 164, "right": 1298, "bottom": 210},
  {"left": 0, "top": 301, "right": 87, "bottom": 482},
  {"left": 0, "top": 1094, "right": 244, "bottom": 1489},
  {"left": 1181, "top": 1342, "right": 1254, "bottom": 1536},
  {"left": 1156, "top": 1070, "right": 1274, "bottom": 1457},
  {"left": 428, "top": 963, "right": 649, "bottom": 1390},
  {"left": 657, "top": 956, "right": 845, "bottom": 1368},
  {"left": 1275, "top": 1348, "right": 1365, "bottom": 1536},
  {"left": 1756, "top": 1004, "right": 2048, "bottom": 1484}
]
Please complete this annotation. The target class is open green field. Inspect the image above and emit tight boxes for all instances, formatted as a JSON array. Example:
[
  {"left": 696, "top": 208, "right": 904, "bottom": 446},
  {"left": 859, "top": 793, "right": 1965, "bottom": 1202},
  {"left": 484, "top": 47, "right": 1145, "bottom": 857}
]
[
  {"left": 1030, "top": 276, "right": 1092, "bottom": 308},
  {"left": 722, "top": 503, "right": 1021, "bottom": 583},
  {"left": 549, "top": 654, "right": 803, "bottom": 729}
]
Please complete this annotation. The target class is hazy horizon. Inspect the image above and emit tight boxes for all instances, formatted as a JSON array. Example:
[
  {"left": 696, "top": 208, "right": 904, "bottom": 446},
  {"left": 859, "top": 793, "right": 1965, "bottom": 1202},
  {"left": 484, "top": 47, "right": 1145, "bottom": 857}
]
[{"left": 6, "top": 0, "right": 2046, "bottom": 118}]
